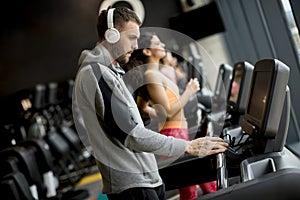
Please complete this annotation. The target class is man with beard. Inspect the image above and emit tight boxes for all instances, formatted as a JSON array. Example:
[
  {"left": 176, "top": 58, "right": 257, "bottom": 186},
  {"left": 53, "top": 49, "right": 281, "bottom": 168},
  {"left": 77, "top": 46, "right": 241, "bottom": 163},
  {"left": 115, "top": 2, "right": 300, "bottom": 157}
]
[{"left": 72, "top": 6, "right": 228, "bottom": 200}]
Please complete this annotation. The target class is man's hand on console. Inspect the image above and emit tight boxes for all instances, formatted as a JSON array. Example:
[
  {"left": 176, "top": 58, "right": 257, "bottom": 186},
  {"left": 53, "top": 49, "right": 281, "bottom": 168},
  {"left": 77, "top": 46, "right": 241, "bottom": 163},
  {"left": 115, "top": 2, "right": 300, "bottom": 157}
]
[{"left": 185, "top": 136, "right": 229, "bottom": 157}]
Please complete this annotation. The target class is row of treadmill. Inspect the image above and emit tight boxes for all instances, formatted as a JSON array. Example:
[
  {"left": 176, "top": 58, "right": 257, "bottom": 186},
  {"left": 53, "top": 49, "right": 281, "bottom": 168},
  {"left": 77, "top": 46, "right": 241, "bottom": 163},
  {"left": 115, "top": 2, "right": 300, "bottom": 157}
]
[
  {"left": 0, "top": 81, "right": 96, "bottom": 199},
  {"left": 159, "top": 58, "right": 300, "bottom": 200}
]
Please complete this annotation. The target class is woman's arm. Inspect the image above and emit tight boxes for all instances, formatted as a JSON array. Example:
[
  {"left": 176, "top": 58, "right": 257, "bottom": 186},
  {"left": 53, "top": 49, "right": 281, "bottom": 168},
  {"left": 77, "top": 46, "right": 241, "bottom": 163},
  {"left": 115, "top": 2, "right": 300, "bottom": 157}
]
[
  {"left": 136, "top": 95, "right": 167, "bottom": 121},
  {"left": 145, "top": 71, "right": 200, "bottom": 119}
]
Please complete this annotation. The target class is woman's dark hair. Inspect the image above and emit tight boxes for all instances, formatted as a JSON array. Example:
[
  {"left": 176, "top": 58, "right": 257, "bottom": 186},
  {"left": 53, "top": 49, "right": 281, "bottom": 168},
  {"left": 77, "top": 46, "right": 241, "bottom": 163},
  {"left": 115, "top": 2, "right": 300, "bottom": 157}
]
[
  {"left": 123, "top": 58, "right": 150, "bottom": 101},
  {"left": 129, "top": 32, "right": 156, "bottom": 64},
  {"left": 123, "top": 32, "right": 158, "bottom": 102}
]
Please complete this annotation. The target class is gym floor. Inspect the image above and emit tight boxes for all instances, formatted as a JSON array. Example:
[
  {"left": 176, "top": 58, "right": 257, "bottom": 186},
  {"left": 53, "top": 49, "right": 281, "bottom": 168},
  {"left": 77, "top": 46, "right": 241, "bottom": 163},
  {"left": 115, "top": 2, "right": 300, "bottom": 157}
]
[{"left": 76, "top": 172, "right": 103, "bottom": 200}]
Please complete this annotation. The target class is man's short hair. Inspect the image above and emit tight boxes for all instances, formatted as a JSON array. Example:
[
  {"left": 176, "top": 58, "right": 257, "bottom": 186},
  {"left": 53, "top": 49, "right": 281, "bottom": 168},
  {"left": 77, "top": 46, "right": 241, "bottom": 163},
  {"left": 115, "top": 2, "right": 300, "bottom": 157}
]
[{"left": 97, "top": 7, "right": 141, "bottom": 41}]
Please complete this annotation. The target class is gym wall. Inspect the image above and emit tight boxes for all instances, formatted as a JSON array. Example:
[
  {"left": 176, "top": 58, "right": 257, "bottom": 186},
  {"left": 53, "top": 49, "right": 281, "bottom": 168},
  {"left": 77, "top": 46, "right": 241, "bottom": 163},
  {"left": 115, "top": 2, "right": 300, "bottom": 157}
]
[
  {"left": 0, "top": 0, "right": 182, "bottom": 96},
  {"left": 0, "top": 0, "right": 224, "bottom": 96}
]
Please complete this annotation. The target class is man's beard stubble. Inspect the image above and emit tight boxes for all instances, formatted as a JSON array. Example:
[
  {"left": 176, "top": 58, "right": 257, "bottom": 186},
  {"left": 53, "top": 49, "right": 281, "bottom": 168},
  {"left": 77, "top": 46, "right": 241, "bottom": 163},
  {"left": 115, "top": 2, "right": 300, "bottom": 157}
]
[
  {"left": 111, "top": 42, "right": 129, "bottom": 65},
  {"left": 116, "top": 54, "right": 129, "bottom": 65}
]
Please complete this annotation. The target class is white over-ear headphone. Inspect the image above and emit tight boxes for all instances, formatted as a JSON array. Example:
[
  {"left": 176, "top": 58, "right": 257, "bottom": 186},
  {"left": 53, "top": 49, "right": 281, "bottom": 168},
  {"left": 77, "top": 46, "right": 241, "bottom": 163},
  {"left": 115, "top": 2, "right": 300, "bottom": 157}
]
[{"left": 104, "top": 8, "right": 120, "bottom": 44}]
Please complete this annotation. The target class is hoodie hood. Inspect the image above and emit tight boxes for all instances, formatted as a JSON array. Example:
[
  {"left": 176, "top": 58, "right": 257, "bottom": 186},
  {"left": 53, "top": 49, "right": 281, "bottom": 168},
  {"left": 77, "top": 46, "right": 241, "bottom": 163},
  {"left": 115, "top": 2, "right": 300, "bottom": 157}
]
[
  {"left": 78, "top": 43, "right": 125, "bottom": 76},
  {"left": 78, "top": 43, "right": 112, "bottom": 68}
]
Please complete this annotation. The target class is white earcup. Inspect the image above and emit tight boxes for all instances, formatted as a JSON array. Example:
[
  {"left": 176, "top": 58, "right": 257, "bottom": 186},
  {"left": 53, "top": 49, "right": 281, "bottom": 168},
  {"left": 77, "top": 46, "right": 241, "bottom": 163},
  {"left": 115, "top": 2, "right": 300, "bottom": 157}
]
[{"left": 105, "top": 27, "right": 120, "bottom": 44}]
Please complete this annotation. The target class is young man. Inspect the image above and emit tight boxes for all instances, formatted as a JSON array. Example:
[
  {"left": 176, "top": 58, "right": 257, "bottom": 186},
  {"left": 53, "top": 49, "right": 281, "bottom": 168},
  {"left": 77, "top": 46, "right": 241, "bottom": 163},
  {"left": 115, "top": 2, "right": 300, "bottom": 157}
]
[{"left": 72, "top": 6, "right": 228, "bottom": 200}]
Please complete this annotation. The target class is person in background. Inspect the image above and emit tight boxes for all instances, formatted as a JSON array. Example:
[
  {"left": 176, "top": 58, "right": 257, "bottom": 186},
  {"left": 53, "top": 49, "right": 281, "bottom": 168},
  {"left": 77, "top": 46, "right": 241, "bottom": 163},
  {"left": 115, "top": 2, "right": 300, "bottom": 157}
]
[
  {"left": 160, "top": 50, "right": 218, "bottom": 197},
  {"left": 160, "top": 51, "right": 188, "bottom": 93},
  {"left": 73, "top": 7, "right": 228, "bottom": 200},
  {"left": 159, "top": 51, "right": 178, "bottom": 83},
  {"left": 124, "top": 32, "right": 216, "bottom": 199}
]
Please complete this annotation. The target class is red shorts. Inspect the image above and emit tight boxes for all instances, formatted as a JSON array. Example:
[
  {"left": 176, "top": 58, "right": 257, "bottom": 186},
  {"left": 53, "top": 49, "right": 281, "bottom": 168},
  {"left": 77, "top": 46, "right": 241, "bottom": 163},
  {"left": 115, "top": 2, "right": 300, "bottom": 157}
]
[{"left": 160, "top": 124, "right": 216, "bottom": 199}]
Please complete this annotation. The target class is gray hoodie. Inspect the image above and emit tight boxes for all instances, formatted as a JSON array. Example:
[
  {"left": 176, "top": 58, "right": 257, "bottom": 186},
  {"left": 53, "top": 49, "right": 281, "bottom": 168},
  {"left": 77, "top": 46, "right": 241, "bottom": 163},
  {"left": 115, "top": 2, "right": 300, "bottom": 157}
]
[{"left": 72, "top": 43, "right": 187, "bottom": 194}]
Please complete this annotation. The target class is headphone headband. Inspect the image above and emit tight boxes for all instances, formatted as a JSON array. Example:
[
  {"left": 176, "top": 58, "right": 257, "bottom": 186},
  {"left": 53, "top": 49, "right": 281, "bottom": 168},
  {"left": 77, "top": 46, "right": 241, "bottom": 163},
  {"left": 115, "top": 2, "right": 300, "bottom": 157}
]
[{"left": 107, "top": 8, "right": 115, "bottom": 29}]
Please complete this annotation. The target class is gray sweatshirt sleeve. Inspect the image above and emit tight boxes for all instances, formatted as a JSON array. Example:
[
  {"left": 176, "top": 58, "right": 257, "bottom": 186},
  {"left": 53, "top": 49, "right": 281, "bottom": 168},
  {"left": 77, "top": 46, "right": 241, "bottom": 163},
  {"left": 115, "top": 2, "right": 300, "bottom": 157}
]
[{"left": 125, "top": 124, "right": 188, "bottom": 157}]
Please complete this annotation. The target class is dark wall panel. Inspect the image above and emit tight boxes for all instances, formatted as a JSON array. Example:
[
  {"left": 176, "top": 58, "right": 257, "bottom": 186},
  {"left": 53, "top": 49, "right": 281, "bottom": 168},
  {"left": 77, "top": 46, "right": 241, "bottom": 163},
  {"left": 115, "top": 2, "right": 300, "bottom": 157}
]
[
  {"left": 141, "top": 0, "right": 181, "bottom": 28},
  {"left": 0, "top": 0, "right": 100, "bottom": 96},
  {"left": 169, "top": 1, "right": 225, "bottom": 41}
]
